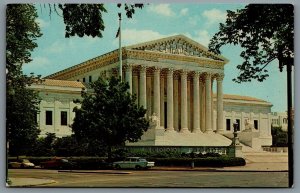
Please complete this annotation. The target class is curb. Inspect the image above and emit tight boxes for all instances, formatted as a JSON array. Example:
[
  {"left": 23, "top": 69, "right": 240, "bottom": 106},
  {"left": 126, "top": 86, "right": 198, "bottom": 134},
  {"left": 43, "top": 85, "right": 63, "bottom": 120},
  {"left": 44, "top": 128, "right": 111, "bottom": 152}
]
[
  {"left": 150, "top": 168, "right": 288, "bottom": 172},
  {"left": 58, "top": 170, "right": 132, "bottom": 174}
]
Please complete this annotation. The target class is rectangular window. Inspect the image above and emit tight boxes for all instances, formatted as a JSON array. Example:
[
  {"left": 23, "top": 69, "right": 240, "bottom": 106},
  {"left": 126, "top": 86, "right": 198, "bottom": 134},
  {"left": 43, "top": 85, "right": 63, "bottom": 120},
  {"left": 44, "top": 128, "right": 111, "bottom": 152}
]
[
  {"left": 236, "top": 119, "right": 240, "bottom": 131},
  {"left": 254, "top": 120, "right": 258, "bottom": 130},
  {"left": 46, "top": 111, "right": 53, "bottom": 125},
  {"left": 61, "top": 111, "right": 68, "bottom": 126},
  {"left": 226, "top": 119, "right": 231, "bottom": 131},
  {"left": 89, "top": 75, "right": 92, "bottom": 82},
  {"left": 83, "top": 77, "right": 86, "bottom": 82}
]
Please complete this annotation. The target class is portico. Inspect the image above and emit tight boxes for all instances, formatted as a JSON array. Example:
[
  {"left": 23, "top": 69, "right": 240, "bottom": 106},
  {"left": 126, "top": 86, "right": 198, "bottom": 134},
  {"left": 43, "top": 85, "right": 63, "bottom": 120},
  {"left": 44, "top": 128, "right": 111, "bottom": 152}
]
[{"left": 123, "top": 64, "right": 225, "bottom": 134}]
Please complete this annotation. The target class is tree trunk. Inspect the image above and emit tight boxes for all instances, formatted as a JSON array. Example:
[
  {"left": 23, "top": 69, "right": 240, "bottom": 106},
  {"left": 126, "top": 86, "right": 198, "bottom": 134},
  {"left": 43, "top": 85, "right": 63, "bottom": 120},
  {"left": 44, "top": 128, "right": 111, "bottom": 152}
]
[{"left": 107, "top": 146, "right": 112, "bottom": 163}]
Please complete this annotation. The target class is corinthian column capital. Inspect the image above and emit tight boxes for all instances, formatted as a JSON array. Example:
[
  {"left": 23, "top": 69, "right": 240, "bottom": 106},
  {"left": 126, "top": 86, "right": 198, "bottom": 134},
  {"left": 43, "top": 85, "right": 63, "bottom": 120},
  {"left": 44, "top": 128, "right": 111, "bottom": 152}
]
[
  {"left": 216, "top": 73, "right": 224, "bottom": 81},
  {"left": 140, "top": 65, "right": 147, "bottom": 73}
]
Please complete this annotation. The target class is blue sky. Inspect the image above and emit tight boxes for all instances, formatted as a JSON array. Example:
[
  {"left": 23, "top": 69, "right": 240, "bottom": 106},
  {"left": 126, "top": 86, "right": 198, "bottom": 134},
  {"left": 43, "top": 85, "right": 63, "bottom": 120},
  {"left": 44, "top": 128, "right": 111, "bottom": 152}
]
[{"left": 22, "top": 3, "right": 289, "bottom": 112}]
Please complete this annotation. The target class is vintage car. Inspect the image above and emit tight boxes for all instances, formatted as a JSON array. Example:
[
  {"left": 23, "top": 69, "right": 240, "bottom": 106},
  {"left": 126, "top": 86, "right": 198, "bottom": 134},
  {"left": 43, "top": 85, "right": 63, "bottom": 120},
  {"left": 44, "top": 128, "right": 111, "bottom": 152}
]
[
  {"left": 8, "top": 159, "right": 35, "bottom": 169},
  {"left": 40, "top": 158, "right": 76, "bottom": 169},
  {"left": 113, "top": 157, "right": 155, "bottom": 170}
]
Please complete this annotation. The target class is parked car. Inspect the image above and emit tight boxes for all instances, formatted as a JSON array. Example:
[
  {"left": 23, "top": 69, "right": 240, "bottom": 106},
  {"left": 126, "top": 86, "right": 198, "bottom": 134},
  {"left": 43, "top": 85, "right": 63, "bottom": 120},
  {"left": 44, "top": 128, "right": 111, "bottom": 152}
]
[
  {"left": 40, "top": 158, "right": 76, "bottom": 169},
  {"left": 113, "top": 157, "right": 155, "bottom": 170},
  {"left": 8, "top": 159, "right": 35, "bottom": 169}
]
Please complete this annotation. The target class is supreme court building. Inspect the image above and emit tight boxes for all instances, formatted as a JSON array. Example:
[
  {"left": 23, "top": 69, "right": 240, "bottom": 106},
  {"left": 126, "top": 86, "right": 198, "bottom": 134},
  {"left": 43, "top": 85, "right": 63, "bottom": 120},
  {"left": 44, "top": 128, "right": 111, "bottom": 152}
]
[{"left": 31, "top": 35, "right": 273, "bottom": 150}]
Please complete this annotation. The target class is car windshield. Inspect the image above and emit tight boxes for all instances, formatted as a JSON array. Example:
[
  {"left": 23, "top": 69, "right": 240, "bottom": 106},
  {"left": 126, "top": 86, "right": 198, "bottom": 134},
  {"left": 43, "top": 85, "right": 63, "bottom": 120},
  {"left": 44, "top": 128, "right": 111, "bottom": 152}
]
[
  {"left": 61, "top": 159, "right": 69, "bottom": 162},
  {"left": 139, "top": 159, "right": 146, "bottom": 162},
  {"left": 22, "top": 159, "right": 30, "bottom": 163}
]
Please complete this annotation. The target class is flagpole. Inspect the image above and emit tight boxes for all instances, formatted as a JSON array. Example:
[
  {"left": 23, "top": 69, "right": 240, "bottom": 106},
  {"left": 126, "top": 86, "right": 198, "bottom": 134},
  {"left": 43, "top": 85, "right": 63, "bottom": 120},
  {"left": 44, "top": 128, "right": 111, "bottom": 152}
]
[{"left": 118, "top": 13, "right": 122, "bottom": 81}]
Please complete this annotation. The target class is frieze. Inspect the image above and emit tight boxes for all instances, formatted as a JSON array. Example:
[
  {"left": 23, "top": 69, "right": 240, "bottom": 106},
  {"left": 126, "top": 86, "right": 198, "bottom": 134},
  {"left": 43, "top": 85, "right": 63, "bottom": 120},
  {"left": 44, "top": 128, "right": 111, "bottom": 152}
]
[
  {"left": 126, "top": 50, "right": 225, "bottom": 69},
  {"left": 130, "top": 37, "right": 223, "bottom": 61}
]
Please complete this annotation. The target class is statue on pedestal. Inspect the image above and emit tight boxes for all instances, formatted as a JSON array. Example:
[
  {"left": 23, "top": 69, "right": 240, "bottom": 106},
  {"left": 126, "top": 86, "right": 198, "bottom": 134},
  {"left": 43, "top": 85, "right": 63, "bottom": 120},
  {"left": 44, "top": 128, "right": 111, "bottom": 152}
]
[
  {"left": 244, "top": 118, "right": 254, "bottom": 132},
  {"left": 149, "top": 113, "right": 160, "bottom": 129}
]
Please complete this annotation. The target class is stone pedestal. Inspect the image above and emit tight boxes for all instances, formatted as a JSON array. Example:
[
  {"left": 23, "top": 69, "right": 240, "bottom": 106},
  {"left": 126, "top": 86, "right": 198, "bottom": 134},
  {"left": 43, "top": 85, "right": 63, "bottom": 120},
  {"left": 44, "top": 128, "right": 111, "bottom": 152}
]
[
  {"left": 228, "top": 145, "right": 243, "bottom": 158},
  {"left": 228, "top": 130, "right": 244, "bottom": 158}
]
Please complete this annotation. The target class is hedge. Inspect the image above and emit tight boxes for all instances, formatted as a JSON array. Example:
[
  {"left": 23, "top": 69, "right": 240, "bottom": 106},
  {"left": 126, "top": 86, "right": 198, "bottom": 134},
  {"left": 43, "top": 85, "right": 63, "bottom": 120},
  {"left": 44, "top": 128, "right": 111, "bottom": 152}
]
[
  {"left": 8, "top": 156, "right": 246, "bottom": 168},
  {"left": 148, "top": 157, "right": 246, "bottom": 167}
]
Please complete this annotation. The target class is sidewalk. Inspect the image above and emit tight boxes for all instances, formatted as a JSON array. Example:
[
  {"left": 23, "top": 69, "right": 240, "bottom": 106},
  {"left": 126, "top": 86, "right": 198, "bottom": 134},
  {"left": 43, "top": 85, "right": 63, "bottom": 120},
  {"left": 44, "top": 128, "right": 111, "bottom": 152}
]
[{"left": 7, "top": 178, "right": 56, "bottom": 187}]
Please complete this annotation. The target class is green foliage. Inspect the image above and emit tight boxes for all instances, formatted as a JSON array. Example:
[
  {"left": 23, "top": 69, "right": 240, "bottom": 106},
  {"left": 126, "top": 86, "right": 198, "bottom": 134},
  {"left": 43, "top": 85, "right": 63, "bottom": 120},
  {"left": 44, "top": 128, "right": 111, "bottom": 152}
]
[
  {"left": 149, "top": 157, "right": 246, "bottom": 167},
  {"left": 58, "top": 3, "right": 144, "bottom": 38},
  {"left": 29, "top": 133, "right": 56, "bottom": 156},
  {"left": 6, "top": 4, "right": 42, "bottom": 156},
  {"left": 209, "top": 4, "right": 294, "bottom": 83},
  {"left": 271, "top": 126, "right": 288, "bottom": 147},
  {"left": 72, "top": 77, "right": 149, "bottom": 158}
]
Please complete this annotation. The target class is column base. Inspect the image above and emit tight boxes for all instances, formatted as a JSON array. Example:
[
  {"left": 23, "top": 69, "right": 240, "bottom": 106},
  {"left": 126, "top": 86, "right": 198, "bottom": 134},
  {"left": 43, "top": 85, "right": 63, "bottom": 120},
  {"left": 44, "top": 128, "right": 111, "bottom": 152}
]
[
  {"left": 166, "top": 127, "right": 175, "bottom": 132},
  {"left": 180, "top": 128, "right": 190, "bottom": 133},
  {"left": 216, "top": 130, "right": 225, "bottom": 134},
  {"left": 205, "top": 130, "right": 214, "bottom": 134},
  {"left": 192, "top": 128, "right": 202, "bottom": 133}
]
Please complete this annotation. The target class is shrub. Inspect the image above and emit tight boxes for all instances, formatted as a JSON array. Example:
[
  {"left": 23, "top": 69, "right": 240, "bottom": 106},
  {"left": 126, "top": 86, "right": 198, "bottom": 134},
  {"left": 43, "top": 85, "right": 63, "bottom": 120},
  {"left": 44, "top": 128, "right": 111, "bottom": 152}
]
[
  {"left": 149, "top": 157, "right": 246, "bottom": 167},
  {"left": 271, "top": 126, "right": 288, "bottom": 147}
]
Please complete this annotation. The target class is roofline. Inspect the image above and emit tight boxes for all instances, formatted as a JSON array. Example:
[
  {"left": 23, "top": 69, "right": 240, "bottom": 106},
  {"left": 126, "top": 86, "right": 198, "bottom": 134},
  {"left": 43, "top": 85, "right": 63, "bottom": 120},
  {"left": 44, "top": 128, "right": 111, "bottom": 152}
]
[{"left": 45, "top": 34, "right": 229, "bottom": 79}]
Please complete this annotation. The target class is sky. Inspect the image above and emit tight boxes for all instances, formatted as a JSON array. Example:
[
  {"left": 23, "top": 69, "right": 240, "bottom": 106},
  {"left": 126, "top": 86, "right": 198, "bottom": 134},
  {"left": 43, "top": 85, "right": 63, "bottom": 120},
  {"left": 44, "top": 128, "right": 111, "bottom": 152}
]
[{"left": 22, "top": 3, "right": 289, "bottom": 112}]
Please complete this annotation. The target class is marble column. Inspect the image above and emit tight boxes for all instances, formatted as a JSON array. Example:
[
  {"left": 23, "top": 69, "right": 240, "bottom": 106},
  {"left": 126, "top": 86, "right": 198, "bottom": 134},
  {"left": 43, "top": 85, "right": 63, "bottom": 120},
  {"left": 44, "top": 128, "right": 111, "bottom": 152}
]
[
  {"left": 132, "top": 72, "right": 139, "bottom": 104},
  {"left": 139, "top": 66, "right": 147, "bottom": 109},
  {"left": 146, "top": 75, "right": 152, "bottom": 117},
  {"left": 200, "top": 78, "right": 206, "bottom": 132},
  {"left": 160, "top": 74, "right": 165, "bottom": 128},
  {"left": 180, "top": 70, "right": 189, "bottom": 132},
  {"left": 205, "top": 73, "right": 212, "bottom": 133},
  {"left": 153, "top": 67, "right": 161, "bottom": 120},
  {"left": 167, "top": 68, "right": 174, "bottom": 131},
  {"left": 193, "top": 72, "right": 201, "bottom": 133},
  {"left": 125, "top": 65, "right": 132, "bottom": 94},
  {"left": 216, "top": 74, "right": 224, "bottom": 133},
  {"left": 211, "top": 76, "right": 214, "bottom": 131},
  {"left": 174, "top": 74, "right": 179, "bottom": 131}
]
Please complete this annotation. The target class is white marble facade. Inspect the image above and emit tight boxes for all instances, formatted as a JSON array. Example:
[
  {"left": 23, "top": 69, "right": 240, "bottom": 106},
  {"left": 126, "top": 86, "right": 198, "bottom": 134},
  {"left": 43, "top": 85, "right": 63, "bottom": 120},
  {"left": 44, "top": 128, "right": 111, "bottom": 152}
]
[{"left": 34, "top": 35, "right": 272, "bottom": 149}]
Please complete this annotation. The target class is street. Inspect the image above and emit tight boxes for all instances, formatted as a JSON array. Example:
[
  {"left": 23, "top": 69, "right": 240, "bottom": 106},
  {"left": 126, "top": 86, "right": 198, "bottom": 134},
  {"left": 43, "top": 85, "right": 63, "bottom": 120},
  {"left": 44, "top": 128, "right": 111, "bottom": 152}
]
[{"left": 8, "top": 169, "right": 289, "bottom": 188}]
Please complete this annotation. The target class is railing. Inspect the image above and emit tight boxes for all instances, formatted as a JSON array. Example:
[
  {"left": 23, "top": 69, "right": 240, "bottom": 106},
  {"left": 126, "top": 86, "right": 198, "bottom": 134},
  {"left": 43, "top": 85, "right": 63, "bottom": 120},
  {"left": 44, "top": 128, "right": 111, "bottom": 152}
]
[
  {"left": 125, "top": 146, "right": 230, "bottom": 155},
  {"left": 262, "top": 146, "right": 288, "bottom": 153}
]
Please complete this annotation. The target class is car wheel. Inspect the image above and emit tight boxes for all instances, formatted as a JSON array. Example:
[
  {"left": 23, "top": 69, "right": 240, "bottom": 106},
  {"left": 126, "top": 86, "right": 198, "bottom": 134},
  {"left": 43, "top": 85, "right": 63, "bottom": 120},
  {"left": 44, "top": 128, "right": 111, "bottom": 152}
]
[
  {"left": 115, "top": 165, "right": 121, "bottom": 170},
  {"left": 20, "top": 164, "right": 24, "bottom": 169},
  {"left": 135, "top": 165, "right": 142, "bottom": 170},
  {"left": 40, "top": 164, "right": 44, "bottom": 169}
]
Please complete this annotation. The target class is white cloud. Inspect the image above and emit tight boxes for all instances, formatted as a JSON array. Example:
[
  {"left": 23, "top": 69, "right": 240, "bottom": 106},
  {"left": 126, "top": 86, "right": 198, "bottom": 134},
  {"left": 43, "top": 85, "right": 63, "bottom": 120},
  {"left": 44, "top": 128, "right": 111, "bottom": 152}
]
[
  {"left": 113, "top": 29, "right": 177, "bottom": 47},
  {"left": 35, "top": 18, "right": 49, "bottom": 28},
  {"left": 180, "top": 8, "right": 188, "bottom": 16},
  {"left": 23, "top": 56, "right": 50, "bottom": 72},
  {"left": 202, "top": 8, "right": 226, "bottom": 26},
  {"left": 188, "top": 16, "right": 199, "bottom": 26},
  {"left": 148, "top": 4, "right": 175, "bottom": 17},
  {"left": 47, "top": 41, "right": 68, "bottom": 53},
  {"left": 46, "top": 36, "right": 101, "bottom": 54},
  {"left": 184, "top": 30, "right": 211, "bottom": 47}
]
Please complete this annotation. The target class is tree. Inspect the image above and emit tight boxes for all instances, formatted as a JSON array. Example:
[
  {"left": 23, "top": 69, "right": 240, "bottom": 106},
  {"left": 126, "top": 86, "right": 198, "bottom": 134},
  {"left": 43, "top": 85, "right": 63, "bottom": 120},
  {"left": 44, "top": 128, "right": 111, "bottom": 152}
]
[
  {"left": 72, "top": 77, "right": 149, "bottom": 160},
  {"left": 6, "top": 4, "right": 42, "bottom": 156},
  {"left": 209, "top": 4, "right": 293, "bottom": 83},
  {"left": 56, "top": 3, "right": 144, "bottom": 38},
  {"left": 208, "top": 4, "right": 294, "bottom": 187}
]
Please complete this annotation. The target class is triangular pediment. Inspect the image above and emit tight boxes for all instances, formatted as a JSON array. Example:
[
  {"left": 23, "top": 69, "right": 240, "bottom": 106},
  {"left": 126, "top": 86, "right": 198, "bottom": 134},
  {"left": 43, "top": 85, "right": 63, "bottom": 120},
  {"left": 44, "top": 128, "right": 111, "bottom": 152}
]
[{"left": 125, "top": 34, "right": 228, "bottom": 62}]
